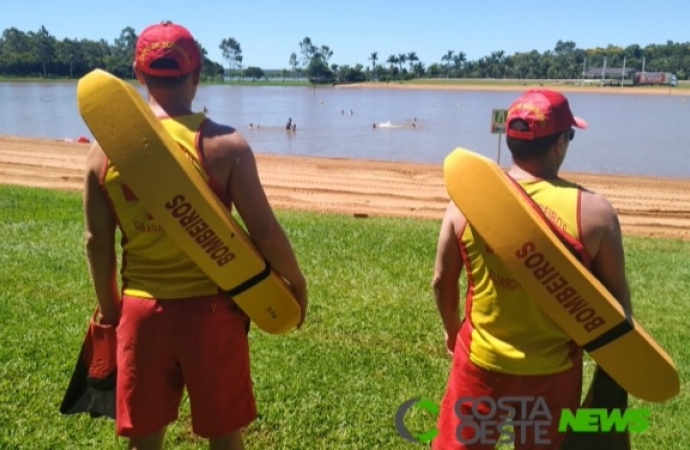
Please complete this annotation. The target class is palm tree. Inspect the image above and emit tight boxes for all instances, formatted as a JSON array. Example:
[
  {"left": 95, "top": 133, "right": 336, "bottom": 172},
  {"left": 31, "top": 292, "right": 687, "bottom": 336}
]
[
  {"left": 452, "top": 51, "right": 466, "bottom": 75},
  {"left": 369, "top": 51, "right": 378, "bottom": 73},
  {"left": 411, "top": 61, "right": 426, "bottom": 77},
  {"left": 387, "top": 54, "right": 399, "bottom": 70},
  {"left": 407, "top": 52, "right": 419, "bottom": 72},
  {"left": 441, "top": 50, "right": 454, "bottom": 77},
  {"left": 489, "top": 50, "right": 506, "bottom": 78},
  {"left": 397, "top": 53, "right": 407, "bottom": 73},
  {"left": 386, "top": 55, "right": 399, "bottom": 79}
]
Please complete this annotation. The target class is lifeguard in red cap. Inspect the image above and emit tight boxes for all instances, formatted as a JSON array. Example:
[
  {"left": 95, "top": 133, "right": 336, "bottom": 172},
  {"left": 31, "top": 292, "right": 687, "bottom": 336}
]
[
  {"left": 82, "top": 21, "right": 308, "bottom": 450},
  {"left": 431, "top": 89, "right": 632, "bottom": 449}
]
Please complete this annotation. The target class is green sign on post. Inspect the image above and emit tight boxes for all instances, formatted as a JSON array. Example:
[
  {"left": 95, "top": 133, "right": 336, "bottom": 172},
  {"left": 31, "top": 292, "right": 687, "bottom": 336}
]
[
  {"left": 491, "top": 108, "right": 508, "bottom": 165},
  {"left": 491, "top": 109, "right": 508, "bottom": 134}
]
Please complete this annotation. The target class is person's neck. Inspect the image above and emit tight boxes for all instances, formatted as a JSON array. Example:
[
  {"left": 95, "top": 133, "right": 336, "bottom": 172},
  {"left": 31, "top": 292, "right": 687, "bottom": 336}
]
[
  {"left": 147, "top": 93, "right": 193, "bottom": 118},
  {"left": 508, "top": 163, "right": 559, "bottom": 181}
]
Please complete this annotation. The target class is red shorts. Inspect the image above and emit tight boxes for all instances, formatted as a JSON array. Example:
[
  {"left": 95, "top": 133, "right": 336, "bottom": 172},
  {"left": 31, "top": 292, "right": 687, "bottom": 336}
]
[
  {"left": 116, "top": 294, "right": 256, "bottom": 438},
  {"left": 432, "top": 335, "right": 582, "bottom": 450}
]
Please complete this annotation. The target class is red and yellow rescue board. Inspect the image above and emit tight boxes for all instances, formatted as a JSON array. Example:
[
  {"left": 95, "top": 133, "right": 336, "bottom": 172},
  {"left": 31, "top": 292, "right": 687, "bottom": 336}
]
[
  {"left": 443, "top": 147, "right": 679, "bottom": 402},
  {"left": 77, "top": 69, "right": 300, "bottom": 334}
]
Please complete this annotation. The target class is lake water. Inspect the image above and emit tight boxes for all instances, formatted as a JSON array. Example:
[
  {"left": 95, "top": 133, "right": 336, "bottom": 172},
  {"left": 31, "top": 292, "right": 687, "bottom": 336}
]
[{"left": 1, "top": 81, "right": 689, "bottom": 178}]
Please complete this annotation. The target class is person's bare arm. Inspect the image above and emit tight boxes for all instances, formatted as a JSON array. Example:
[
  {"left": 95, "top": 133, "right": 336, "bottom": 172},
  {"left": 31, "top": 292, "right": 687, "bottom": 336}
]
[
  {"left": 222, "top": 135, "right": 308, "bottom": 327},
  {"left": 83, "top": 143, "right": 121, "bottom": 324},
  {"left": 432, "top": 201, "right": 466, "bottom": 353},
  {"left": 580, "top": 191, "right": 632, "bottom": 315}
]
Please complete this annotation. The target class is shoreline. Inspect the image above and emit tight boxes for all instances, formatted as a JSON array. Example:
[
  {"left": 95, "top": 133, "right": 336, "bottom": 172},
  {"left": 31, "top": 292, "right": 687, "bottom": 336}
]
[
  {"left": 336, "top": 81, "right": 690, "bottom": 97},
  {"left": 1, "top": 133, "right": 688, "bottom": 182},
  {"left": 3, "top": 77, "right": 687, "bottom": 97},
  {"left": 1, "top": 134, "right": 689, "bottom": 241}
]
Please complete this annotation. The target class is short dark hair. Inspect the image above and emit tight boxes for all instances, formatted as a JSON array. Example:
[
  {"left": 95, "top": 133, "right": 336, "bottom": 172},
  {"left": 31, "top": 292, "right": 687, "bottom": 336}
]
[
  {"left": 142, "top": 58, "right": 193, "bottom": 89},
  {"left": 506, "top": 119, "right": 563, "bottom": 161}
]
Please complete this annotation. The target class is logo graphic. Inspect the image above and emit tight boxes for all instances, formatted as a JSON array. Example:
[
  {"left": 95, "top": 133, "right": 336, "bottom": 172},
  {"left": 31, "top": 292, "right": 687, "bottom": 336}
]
[
  {"left": 559, "top": 408, "right": 650, "bottom": 433},
  {"left": 396, "top": 396, "right": 650, "bottom": 446},
  {"left": 395, "top": 398, "right": 440, "bottom": 444}
]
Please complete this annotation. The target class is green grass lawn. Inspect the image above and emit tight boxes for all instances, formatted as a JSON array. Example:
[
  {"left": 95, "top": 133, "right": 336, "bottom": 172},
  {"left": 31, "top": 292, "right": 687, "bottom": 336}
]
[{"left": 0, "top": 185, "right": 687, "bottom": 449}]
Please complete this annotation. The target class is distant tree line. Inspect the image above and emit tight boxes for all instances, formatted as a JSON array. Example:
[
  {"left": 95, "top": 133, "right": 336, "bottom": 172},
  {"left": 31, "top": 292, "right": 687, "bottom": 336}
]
[
  {"left": 2, "top": 26, "right": 689, "bottom": 84},
  {"left": 0, "top": 26, "right": 224, "bottom": 80}
]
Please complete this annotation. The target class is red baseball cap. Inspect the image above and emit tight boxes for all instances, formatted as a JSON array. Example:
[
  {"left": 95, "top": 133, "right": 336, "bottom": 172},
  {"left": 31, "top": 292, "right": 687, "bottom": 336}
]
[
  {"left": 135, "top": 21, "right": 202, "bottom": 77},
  {"left": 506, "top": 89, "right": 587, "bottom": 140}
]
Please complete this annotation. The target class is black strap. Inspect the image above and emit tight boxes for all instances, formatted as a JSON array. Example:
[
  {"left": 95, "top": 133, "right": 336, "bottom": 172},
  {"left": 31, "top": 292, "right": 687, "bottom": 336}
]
[
  {"left": 582, "top": 312, "right": 635, "bottom": 353},
  {"left": 225, "top": 260, "right": 272, "bottom": 297}
]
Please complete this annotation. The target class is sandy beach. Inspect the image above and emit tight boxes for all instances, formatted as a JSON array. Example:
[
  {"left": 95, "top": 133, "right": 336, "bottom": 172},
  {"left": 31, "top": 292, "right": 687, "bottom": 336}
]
[
  {"left": 1, "top": 134, "right": 689, "bottom": 241},
  {"left": 338, "top": 81, "right": 690, "bottom": 97}
]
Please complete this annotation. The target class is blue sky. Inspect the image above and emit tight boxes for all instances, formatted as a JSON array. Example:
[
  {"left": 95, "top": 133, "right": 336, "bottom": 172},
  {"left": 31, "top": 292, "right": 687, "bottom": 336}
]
[{"left": 3, "top": 0, "right": 688, "bottom": 70}]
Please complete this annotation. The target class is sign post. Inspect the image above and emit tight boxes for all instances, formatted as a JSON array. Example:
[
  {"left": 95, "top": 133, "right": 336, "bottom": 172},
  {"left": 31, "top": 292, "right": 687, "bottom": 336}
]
[{"left": 490, "top": 109, "right": 508, "bottom": 165}]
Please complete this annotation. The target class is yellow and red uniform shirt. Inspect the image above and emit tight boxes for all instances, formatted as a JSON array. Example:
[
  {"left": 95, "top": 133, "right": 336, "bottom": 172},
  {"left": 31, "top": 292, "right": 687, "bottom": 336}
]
[
  {"left": 100, "top": 113, "right": 231, "bottom": 299},
  {"left": 458, "top": 178, "right": 589, "bottom": 375}
]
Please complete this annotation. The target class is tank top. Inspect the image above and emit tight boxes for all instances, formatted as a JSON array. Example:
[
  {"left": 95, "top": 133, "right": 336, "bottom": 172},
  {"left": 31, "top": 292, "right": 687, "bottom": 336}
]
[
  {"left": 100, "top": 113, "right": 231, "bottom": 299},
  {"left": 459, "top": 178, "right": 589, "bottom": 375}
]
